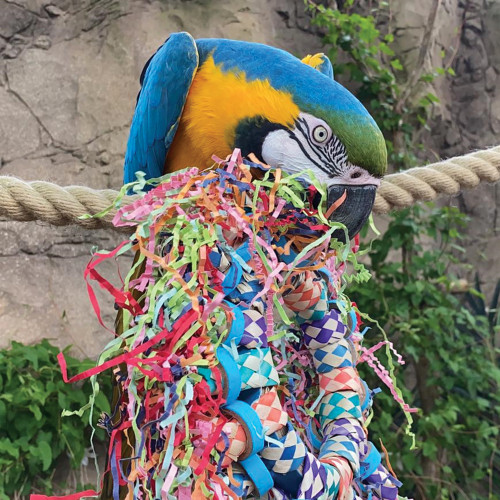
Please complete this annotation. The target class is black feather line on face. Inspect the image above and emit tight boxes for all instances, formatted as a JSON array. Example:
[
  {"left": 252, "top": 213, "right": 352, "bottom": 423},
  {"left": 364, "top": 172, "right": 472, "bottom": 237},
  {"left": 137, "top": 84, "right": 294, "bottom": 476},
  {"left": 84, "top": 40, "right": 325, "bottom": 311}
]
[
  {"left": 295, "top": 118, "right": 333, "bottom": 167},
  {"left": 294, "top": 117, "right": 349, "bottom": 178},
  {"left": 287, "top": 130, "right": 333, "bottom": 177}
]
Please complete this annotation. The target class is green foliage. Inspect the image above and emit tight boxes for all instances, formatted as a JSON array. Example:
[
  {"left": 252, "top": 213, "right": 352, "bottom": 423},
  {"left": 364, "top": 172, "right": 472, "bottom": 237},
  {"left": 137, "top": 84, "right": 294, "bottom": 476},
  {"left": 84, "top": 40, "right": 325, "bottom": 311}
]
[
  {"left": 0, "top": 340, "right": 110, "bottom": 499},
  {"left": 304, "top": 2, "right": 500, "bottom": 498},
  {"left": 306, "top": 0, "right": 442, "bottom": 169},
  {"left": 353, "top": 205, "right": 500, "bottom": 499}
]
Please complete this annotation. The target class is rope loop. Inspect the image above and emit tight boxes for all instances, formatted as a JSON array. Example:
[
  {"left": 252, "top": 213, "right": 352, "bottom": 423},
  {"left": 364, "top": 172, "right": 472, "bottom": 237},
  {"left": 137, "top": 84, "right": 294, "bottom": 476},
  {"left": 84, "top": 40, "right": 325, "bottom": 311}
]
[{"left": 1, "top": 146, "right": 499, "bottom": 228}]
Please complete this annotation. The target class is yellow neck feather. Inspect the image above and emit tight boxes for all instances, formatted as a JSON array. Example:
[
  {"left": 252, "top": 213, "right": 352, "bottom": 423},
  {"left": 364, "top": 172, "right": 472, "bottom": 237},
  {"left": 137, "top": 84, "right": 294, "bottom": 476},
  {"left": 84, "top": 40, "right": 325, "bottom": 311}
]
[{"left": 165, "top": 55, "right": 300, "bottom": 172}]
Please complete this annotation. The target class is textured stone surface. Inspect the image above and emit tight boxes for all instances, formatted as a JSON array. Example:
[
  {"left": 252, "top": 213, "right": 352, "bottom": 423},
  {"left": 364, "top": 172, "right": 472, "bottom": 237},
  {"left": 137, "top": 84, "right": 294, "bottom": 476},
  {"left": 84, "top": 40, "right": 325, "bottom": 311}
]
[
  {"left": 0, "top": 0, "right": 323, "bottom": 358},
  {"left": 0, "top": 86, "right": 40, "bottom": 160},
  {"left": 439, "top": 0, "right": 500, "bottom": 299},
  {"left": 387, "top": 0, "right": 499, "bottom": 300},
  {"left": 1, "top": 0, "right": 499, "bottom": 357}
]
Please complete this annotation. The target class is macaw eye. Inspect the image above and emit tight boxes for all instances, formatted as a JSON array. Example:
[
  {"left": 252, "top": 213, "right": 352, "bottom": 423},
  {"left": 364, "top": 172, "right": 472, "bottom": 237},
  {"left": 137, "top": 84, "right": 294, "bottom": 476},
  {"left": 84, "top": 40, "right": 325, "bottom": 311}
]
[{"left": 312, "top": 125, "right": 329, "bottom": 144}]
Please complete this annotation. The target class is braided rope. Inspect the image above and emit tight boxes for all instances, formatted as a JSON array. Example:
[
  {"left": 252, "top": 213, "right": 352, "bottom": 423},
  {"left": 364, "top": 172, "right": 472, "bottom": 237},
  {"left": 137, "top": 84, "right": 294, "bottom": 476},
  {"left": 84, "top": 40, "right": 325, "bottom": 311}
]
[
  {"left": 0, "top": 177, "right": 130, "bottom": 229},
  {"left": 373, "top": 145, "right": 500, "bottom": 212},
  {"left": 1, "top": 146, "right": 499, "bottom": 229}
]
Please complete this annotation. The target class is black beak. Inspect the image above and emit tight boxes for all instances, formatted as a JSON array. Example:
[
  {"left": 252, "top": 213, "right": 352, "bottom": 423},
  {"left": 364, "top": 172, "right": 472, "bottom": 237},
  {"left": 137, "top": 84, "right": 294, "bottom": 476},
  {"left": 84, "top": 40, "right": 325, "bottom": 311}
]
[{"left": 326, "top": 184, "right": 377, "bottom": 242}]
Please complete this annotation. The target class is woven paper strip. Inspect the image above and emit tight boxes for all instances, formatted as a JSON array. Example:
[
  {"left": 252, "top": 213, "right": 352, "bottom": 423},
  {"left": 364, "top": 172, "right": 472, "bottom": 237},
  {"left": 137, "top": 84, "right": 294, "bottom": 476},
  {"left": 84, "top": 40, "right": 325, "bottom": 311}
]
[
  {"left": 240, "top": 308, "right": 268, "bottom": 348},
  {"left": 312, "top": 338, "right": 357, "bottom": 373},
  {"left": 364, "top": 464, "right": 400, "bottom": 500},
  {"left": 217, "top": 420, "right": 247, "bottom": 463},
  {"left": 320, "top": 434, "right": 360, "bottom": 475},
  {"left": 321, "top": 456, "right": 354, "bottom": 500},
  {"left": 283, "top": 271, "right": 323, "bottom": 312},
  {"left": 297, "top": 452, "right": 328, "bottom": 500},
  {"left": 323, "top": 417, "right": 366, "bottom": 446},
  {"left": 282, "top": 271, "right": 328, "bottom": 324},
  {"left": 296, "top": 293, "right": 328, "bottom": 324},
  {"left": 318, "top": 391, "right": 362, "bottom": 426},
  {"left": 237, "top": 347, "right": 279, "bottom": 390},
  {"left": 251, "top": 388, "right": 288, "bottom": 435},
  {"left": 301, "top": 309, "right": 347, "bottom": 349},
  {"left": 261, "top": 423, "right": 306, "bottom": 474},
  {"left": 231, "top": 468, "right": 256, "bottom": 498},
  {"left": 322, "top": 462, "right": 341, "bottom": 499},
  {"left": 319, "top": 367, "right": 363, "bottom": 395}
]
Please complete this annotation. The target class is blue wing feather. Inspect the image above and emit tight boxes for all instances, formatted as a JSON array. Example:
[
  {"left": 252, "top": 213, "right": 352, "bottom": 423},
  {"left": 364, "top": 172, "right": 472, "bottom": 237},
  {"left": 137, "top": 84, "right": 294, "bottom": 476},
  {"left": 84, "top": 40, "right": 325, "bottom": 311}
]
[{"left": 124, "top": 32, "right": 199, "bottom": 184}]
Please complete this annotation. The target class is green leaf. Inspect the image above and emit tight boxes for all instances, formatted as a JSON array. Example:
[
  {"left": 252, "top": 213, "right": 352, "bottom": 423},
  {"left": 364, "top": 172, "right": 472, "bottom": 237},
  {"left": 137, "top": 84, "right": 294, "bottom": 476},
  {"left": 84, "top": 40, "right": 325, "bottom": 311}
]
[
  {"left": 390, "top": 59, "right": 404, "bottom": 71},
  {"left": 30, "top": 405, "right": 43, "bottom": 421},
  {"left": 37, "top": 441, "right": 52, "bottom": 471}
]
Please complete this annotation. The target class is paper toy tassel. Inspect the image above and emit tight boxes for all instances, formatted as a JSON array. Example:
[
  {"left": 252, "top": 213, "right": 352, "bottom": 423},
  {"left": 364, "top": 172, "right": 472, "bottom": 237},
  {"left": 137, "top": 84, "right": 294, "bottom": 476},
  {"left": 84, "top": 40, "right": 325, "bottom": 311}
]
[{"left": 42, "top": 152, "right": 412, "bottom": 500}]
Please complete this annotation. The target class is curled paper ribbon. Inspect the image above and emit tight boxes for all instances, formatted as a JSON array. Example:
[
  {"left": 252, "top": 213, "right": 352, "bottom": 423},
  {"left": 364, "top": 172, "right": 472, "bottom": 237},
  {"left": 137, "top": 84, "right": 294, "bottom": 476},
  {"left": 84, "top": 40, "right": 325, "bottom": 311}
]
[{"left": 46, "top": 153, "right": 409, "bottom": 500}]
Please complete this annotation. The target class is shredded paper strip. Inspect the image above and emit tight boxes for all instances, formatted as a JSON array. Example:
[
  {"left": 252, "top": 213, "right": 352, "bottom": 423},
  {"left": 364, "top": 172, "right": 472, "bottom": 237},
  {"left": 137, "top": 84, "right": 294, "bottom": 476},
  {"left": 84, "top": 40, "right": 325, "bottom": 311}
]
[{"left": 50, "top": 150, "right": 416, "bottom": 500}]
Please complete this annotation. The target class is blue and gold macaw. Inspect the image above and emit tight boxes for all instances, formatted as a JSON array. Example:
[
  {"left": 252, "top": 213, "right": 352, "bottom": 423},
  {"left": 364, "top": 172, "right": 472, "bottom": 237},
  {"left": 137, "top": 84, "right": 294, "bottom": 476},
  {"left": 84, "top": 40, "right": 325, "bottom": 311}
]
[{"left": 124, "top": 32, "right": 387, "bottom": 239}]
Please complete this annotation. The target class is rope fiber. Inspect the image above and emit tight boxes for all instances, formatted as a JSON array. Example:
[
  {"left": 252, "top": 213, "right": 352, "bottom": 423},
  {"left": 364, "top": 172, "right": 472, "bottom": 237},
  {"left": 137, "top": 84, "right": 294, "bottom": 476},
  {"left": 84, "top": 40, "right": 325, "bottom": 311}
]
[
  {"left": 373, "top": 145, "right": 500, "bottom": 213},
  {"left": 1, "top": 146, "right": 499, "bottom": 230}
]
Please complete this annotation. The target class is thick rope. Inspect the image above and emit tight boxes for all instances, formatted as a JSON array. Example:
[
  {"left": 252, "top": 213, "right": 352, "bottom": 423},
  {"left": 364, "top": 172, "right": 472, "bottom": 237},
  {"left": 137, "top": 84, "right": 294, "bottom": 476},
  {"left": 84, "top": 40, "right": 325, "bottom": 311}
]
[
  {"left": 373, "top": 145, "right": 500, "bottom": 212},
  {"left": 1, "top": 146, "right": 499, "bottom": 229},
  {"left": 0, "top": 178, "right": 125, "bottom": 229}
]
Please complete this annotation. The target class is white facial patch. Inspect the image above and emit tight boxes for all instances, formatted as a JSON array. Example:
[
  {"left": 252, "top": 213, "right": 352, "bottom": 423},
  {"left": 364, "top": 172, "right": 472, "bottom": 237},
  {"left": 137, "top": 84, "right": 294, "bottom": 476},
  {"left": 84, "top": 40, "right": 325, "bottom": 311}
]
[
  {"left": 261, "top": 112, "right": 380, "bottom": 188},
  {"left": 261, "top": 128, "right": 316, "bottom": 176}
]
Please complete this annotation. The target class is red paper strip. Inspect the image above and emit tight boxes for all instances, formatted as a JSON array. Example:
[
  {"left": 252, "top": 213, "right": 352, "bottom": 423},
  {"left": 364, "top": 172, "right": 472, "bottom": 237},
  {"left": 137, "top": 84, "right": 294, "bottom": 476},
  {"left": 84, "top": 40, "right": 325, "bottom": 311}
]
[
  {"left": 83, "top": 241, "right": 143, "bottom": 333},
  {"left": 58, "top": 309, "right": 198, "bottom": 383},
  {"left": 30, "top": 490, "right": 98, "bottom": 500}
]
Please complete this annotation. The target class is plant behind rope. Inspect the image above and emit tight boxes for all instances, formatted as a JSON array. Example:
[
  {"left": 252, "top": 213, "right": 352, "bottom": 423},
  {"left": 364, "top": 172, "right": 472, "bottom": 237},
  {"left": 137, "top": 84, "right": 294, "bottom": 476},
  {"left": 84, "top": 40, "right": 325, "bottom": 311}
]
[
  {"left": 353, "top": 205, "right": 500, "bottom": 499},
  {"left": 307, "top": 2, "right": 500, "bottom": 499},
  {"left": 0, "top": 340, "right": 111, "bottom": 499}
]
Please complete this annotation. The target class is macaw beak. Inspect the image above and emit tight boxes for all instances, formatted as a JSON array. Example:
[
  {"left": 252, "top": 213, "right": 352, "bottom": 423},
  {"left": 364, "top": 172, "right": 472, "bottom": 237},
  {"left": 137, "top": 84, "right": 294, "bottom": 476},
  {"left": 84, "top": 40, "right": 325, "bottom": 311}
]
[{"left": 326, "top": 184, "right": 377, "bottom": 242}]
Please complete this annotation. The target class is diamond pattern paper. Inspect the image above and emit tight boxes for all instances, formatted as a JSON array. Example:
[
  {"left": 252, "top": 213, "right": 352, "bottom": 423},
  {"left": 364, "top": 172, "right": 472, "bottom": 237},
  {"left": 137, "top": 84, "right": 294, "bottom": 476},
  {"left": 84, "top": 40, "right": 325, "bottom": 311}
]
[
  {"left": 364, "top": 464, "right": 400, "bottom": 500},
  {"left": 322, "top": 461, "right": 341, "bottom": 499},
  {"left": 217, "top": 419, "right": 247, "bottom": 463},
  {"left": 283, "top": 271, "right": 323, "bottom": 312},
  {"left": 319, "top": 367, "right": 362, "bottom": 394},
  {"left": 321, "top": 456, "right": 354, "bottom": 500},
  {"left": 301, "top": 309, "right": 347, "bottom": 349},
  {"left": 318, "top": 391, "right": 362, "bottom": 426},
  {"left": 261, "top": 423, "right": 306, "bottom": 474},
  {"left": 237, "top": 347, "right": 279, "bottom": 390},
  {"left": 323, "top": 418, "right": 366, "bottom": 445},
  {"left": 320, "top": 434, "right": 360, "bottom": 474},
  {"left": 295, "top": 292, "right": 328, "bottom": 324},
  {"left": 240, "top": 308, "right": 268, "bottom": 348},
  {"left": 297, "top": 452, "right": 328, "bottom": 499},
  {"left": 251, "top": 388, "right": 288, "bottom": 435},
  {"left": 312, "top": 338, "right": 357, "bottom": 373}
]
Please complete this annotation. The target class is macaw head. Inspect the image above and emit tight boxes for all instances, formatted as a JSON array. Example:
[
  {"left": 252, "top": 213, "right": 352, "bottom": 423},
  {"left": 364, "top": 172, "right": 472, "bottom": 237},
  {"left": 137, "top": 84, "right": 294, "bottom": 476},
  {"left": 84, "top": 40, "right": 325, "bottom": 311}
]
[
  {"left": 125, "top": 34, "right": 387, "bottom": 240},
  {"left": 220, "top": 50, "right": 387, "bottom": 241},
  {"left": 233, "top": 107, "right": 384, "bottom": 240},
  {"left": 192, "top": 39, "right": 386, "bottom": 240}
]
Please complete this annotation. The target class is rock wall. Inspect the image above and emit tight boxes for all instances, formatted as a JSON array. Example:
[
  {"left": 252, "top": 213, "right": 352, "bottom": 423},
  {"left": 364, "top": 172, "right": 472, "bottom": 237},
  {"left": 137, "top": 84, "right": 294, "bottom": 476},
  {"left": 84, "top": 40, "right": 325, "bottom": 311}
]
[
  {"left": 1, "top": 0, "right": 499, "bottom": 358},
  {"left": 0, "top": 0, "right": 323, "bottom": 358},
  {"left": 441, "top": 0, "right": 500, "bottom": 299},
  {"left": 389, "top": 0, "right": 499, "bottom": 298}
]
